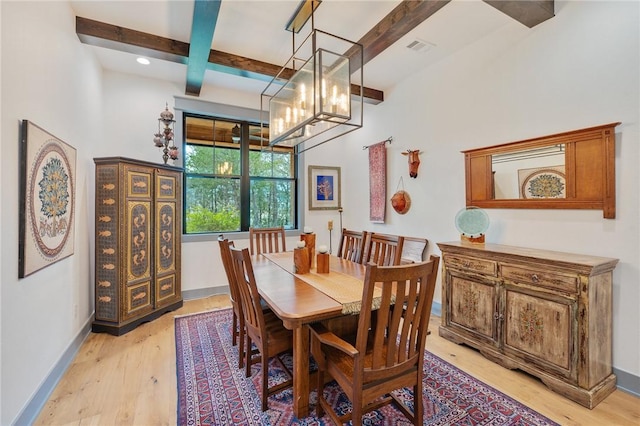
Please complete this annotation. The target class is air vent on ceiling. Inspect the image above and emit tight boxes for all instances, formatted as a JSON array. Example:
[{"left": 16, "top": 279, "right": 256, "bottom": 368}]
[{"left": 406, "top": 38, "right": 435, "bottom": 54}]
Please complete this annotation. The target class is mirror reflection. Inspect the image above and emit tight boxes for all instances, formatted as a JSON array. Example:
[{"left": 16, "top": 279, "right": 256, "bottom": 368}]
[{"left": 491, "top": 144, "right": 565, "bottom": 199}]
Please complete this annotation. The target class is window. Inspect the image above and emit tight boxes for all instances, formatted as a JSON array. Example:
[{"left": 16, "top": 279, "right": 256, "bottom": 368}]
[{"left": 183, "top": 114, "right": 297, "bottom": 234}]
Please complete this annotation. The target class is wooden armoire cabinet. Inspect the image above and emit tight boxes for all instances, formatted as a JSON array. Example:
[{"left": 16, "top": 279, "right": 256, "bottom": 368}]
[
  {"left": 437, "top": 241, "right": 618, "bottom": 408},
  {"left": 92, "top": 157, "right": 183, "bottom": 335}
]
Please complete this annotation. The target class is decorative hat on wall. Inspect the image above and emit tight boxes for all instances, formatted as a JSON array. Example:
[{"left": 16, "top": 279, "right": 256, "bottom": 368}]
[{"left": 391, "top": 177, "right": 411, "bottom": 214}]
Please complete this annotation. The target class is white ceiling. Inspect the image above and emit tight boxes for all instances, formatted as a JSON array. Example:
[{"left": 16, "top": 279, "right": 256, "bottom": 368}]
[{"left": 69, "top": 0, "right": 519, "bottom": 97}]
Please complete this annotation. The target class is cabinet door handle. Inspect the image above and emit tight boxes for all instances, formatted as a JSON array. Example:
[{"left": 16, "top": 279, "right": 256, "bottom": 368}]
[
  {"left": 494, "top": 313, "right": 504, "bottom": 321},
  {"left": 531, "top": 273, "right": 539, "bottom": 282}
]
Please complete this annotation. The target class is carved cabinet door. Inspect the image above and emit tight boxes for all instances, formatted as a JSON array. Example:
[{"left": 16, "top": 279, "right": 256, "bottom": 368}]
[
  {"left": 123, "top": 164, "right": 154, "bottom": 321},
  {"left": 445, "top": 270, "right": 499, "bottom": 348},
  {"left": 154, "top": 167, "right": 182, "bottom": 309},
  {"left": 502, "top": 285, "right": 577, "bottom": 382}
]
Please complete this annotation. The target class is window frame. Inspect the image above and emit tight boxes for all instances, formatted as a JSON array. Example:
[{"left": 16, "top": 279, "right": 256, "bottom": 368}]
[{"left": 181, "top": 112, "right": 299, "bottom": 237}]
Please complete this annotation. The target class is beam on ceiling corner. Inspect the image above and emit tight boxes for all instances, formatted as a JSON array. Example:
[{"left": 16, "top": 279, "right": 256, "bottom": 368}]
[
  {"left": 483, "top": 0, "right": 554, "bottom": 28},
  {"left": 186, "top": 0, "right": 222, "bottom": 96}
]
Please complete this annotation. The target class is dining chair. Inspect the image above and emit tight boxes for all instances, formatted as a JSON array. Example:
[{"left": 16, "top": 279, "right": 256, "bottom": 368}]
[
  {"left": 363, "top": 232, "right": 405, "bottom": 266},
  {"left": 249, "top": 226, "right": 287, "bottom": 255},
  {"left": 229, "top": 246, "right": 293, "bottom": 411},
  {"left": 400, "top": 236, "right": 428, "bottom": 264},
  {"left": 309, "top": 255, "right": 440, "bottom": 426},
  {"left": 217, "top": 236, "right": 246, "bottom": 368},
  {"left": 337, "top": 229, "right": 368, "bottom": 263}
]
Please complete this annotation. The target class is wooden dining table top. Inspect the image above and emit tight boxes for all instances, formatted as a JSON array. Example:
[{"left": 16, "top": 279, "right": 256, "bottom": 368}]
[{"left": 251, "top": 252, "right": 367, "bottom": 329}]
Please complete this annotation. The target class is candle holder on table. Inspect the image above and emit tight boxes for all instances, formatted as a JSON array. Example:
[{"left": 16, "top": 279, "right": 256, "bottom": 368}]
[
  {"left": 293, "top": 241, "right": 310, "bottom": 274},
  {"left": 317, "top": 245, "right": 329, "bottom": 274},
  {"left": 300, "top": 228, "right": 316, "bottom": 269}
]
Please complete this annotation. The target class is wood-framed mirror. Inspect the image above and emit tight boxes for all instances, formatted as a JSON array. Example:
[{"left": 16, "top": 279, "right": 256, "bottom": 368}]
[{"left": 463, "top": 122, "right": 620, "bottom": 218}]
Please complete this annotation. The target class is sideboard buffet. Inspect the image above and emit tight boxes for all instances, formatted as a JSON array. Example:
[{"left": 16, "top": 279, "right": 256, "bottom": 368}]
[
  {"left": 437, "top": 241, "right": 618, "bottom": 408},
  {"left": 92, "top": 157, "right": 183, "bottom": 335}
]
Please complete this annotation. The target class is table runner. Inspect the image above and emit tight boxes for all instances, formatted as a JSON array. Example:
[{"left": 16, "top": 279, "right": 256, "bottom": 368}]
[{"left": 262, "top": 252, "right": 384, "bottom": 314}]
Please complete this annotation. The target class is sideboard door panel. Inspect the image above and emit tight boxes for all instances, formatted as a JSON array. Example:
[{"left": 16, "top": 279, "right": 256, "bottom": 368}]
[
  {"left": 448, "top": 273, "right": 497, "bottom": 345},
  {"left": 503, "top": 287, "right": 575, "bottom": 380}
]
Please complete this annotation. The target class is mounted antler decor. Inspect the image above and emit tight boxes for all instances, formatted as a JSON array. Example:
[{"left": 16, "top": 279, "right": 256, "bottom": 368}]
[{"left": 402, "top": 149, "right": 422, "bottom": 178}]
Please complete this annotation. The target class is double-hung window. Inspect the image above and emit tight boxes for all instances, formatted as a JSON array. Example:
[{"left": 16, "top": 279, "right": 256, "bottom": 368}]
[{"left": 183, "top": 114, "right": 296, "bottom": 234}]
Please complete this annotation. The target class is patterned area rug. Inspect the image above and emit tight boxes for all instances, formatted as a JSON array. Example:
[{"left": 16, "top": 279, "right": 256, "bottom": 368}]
[{"left": 175, "top": 309, "right": 559, "bottom": 426}]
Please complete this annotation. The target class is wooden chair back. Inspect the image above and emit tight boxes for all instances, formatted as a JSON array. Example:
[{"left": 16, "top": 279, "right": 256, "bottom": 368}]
[
  {"left": 337, "top": 229, "right": 368, "bottom": 263},
  {"left": 217, "top": 236, "right": 246, "bottom": 366},
  {"left": 229, "top": 246, "right": 293, "bottom": 411},
  {"left": 249, "top": 226, "right": 286, "bottom": 255},
  {"left": 364, "top": 233, "right": 405, "bottom": 266},
  {"left": 309, "top": 255, "right": 440, "bottom": 425},
  {"left": 229, "top": 247, "right": 267, "bottom": 345},
  {"left": 358, "top": 256, "right": 439, "bottom": 380},
  {"left": 401, "top": 236, "right": 428, "bottom": 264},
  {"left": 218, "top": 236, "right": 238, "bottom": 313}
]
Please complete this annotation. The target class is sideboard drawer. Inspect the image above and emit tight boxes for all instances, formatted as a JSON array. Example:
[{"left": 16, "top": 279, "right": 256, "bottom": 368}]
[
  {"left": 501, "top": 264, "right": 578, "bottom": 294},
  {"left": 444, "top": 254, "right": 497, "bottom": 276}
]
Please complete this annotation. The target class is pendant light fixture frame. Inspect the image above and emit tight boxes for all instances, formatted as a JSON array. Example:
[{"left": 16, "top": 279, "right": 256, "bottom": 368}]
[{"left": 260, "top": 1, "right": 363, "bottom": 154}]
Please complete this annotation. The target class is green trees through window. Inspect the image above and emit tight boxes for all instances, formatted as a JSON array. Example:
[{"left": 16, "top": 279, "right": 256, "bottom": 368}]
[{"left": 183, "top": 115, "right": 296, "bottom": 234}]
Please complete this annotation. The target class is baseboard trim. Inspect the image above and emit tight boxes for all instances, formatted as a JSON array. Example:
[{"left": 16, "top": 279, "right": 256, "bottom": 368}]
[
  {"left": 614, "top": 367, "right": 640, "bottom": 397},
  {"left": 182, "top": 285, "right": 229, "bottom": 301},
  {"left": 14, "top": 317, "right": 92, "bottom": 426},
  {"left": 431, "top": 301, "right": 441, "bottom": 317}
]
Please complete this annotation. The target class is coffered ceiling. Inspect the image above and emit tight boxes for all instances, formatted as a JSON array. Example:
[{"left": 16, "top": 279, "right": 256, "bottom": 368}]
[{"left": 70, "top": 0, "right": 553, "bottom": 104}]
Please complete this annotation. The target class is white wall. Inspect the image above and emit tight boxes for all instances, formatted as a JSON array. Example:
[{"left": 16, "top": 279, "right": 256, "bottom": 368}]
[
  {"left": 1, "top": 1, "right": 103, "bottom": 423},
  {"left": 306, "top": 0, "right": 640, "bottom": 377}
]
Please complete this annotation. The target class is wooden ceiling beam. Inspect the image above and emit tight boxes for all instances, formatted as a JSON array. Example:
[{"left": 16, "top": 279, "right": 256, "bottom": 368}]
[
  {"left": 76, "top": 17, "right": 189, "bottom": 63},
  {"left": 348, "top": 0, "right": 452, "bottom": 72},
  {"left": 186, "top": 0, "right": 222, "bottom": 96},
  {"left": 75, "top": 16, "right": 384, "bottom": 104},
  {"left": 483, "top": 0, "right": 554, "bottom": 28}
]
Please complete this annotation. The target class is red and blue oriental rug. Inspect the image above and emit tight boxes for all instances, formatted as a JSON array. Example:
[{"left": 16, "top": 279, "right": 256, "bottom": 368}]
[{"left": 175, "top": 309, "right": 558, "bottom": 426}]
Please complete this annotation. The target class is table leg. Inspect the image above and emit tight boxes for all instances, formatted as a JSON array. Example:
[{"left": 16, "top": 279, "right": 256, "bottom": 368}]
[{"left": 292, "top": 325, "right": 310, "bottom": 418}]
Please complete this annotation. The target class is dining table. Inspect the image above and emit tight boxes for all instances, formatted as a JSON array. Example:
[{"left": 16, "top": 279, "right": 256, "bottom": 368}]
[{"left": 251, "top": 251, "right": 378, "bottom": 418}]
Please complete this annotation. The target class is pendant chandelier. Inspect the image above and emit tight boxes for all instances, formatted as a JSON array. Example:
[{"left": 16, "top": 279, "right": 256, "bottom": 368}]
[{"left": 261, "top": 0, "right": 363, "bottom": 154}]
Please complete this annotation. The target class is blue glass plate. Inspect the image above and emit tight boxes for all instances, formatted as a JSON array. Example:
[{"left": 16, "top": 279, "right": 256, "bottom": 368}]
[{"left": 455, "top": 207, "right": 489, "bottom": 237}]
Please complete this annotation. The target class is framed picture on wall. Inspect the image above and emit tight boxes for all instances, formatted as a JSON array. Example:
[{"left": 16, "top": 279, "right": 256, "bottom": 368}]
[
  {"left": 308, "top": 165, "right": 341, "bottom": 210},
  {"left": 19, "top": 120, "right": 76, "bottom": 278}
]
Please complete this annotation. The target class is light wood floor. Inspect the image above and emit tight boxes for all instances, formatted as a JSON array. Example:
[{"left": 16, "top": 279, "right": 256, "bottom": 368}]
[{"left": 35, "top": 295, "right": 639, "bottom": 425}]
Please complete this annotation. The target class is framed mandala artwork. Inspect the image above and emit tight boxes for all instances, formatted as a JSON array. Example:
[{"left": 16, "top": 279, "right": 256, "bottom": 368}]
[
  {"left": 518, "top": 165, "right": 566, "bottom": 199},
  {"left": 19, "top": 120, "right": 76, "bottom": 278}
]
